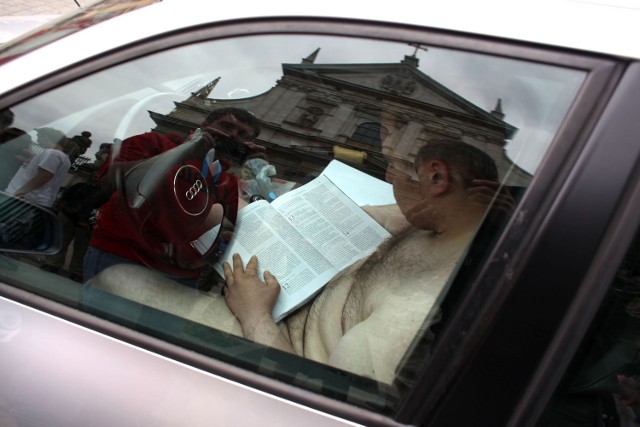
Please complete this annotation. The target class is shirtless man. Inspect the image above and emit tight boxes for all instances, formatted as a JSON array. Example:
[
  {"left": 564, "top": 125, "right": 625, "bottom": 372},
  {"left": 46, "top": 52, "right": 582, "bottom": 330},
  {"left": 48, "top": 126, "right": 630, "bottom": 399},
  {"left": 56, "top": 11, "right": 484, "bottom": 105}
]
[{"left": 88, "top": 139, "right": 505, "bottom": 385}]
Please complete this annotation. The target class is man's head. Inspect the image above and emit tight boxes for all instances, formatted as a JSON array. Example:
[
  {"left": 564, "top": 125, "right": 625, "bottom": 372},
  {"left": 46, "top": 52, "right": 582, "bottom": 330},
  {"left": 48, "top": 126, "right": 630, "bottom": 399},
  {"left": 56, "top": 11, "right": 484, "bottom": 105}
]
[
  {"left": 58, "top": 138, "right": 82, "bottom": 158},
  {"left": 71, "top": 131, "right": 92, "bottom": 154},
  {"left": 0, "top": 127, "right": 30, "bottom": 145},
  {"left": 387, "top": 139, "right": 499, "bottom": 227},
  {"left": 201, "top": 108, "right": 262, "bottom": 163},
  {"left": 202, "top": 108, "right": 261, "bottom": 142},
  {"left": 36, "top": 127, "right": 66, "bottom": 149},
  {"left": 414, "top": 140, "right": 499, "bottom": 189},
  {"left": 0, "top": 109, "right": 14, "bottom": 130},
  {"left": 95, "top": 142, "right": 113, "bottom": 164},
  {"left": 51, "top": 137, "right": 82, "bottom": 162}
]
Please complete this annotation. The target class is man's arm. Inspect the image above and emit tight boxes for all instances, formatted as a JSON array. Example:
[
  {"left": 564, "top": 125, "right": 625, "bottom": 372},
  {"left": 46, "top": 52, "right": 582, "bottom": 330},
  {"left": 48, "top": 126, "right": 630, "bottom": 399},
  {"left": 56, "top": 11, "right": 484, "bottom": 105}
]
[
  {"left": 222, "top": 253, "right": 296, "bottom": 354},
  {"left": 13, "top": 167, "right": 53, "bottom": 197},
  {"left": 467, "top": 179, "right": 515, "bottom": 214},
  {"left": 98, "top": 132, "right": 182, "bottom": 193},
  {"left": 362, "top": 204, "right": 411, "bottom": 235},
  {"left": 98, "top": 160, "right": 143, "bottom": 193}
]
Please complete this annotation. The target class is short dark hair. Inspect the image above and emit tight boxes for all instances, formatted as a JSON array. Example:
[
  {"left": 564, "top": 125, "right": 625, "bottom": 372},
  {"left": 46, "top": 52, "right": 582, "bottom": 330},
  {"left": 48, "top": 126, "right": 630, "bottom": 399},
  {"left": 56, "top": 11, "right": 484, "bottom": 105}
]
[
  {"left": 0, "top": 127, "right": 28, "bottom": 144},
  {"left": 36, "top": 127, "right": 66, "bottom": 146},
  {"left": 0, "top": 108, "right": 15, "bottom": 129},
  {"left": 415, "top": 139, "right": 499, "bottom": 187},
  {"left": 204, "top": 108, "right": 261, "bottom": 139},
  {"left": 58, "top": 137, "right": 80, "bottom": 154},
  {"left": 72, "top": 131, "right": 93, "bottom": 148}
]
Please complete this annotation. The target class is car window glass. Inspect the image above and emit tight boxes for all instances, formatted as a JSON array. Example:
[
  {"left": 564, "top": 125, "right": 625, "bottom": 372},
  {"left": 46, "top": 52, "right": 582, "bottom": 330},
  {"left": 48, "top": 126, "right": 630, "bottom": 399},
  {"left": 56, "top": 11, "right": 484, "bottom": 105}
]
[{"left": 0, "top": 33, "right": 585, "bottom": 413}]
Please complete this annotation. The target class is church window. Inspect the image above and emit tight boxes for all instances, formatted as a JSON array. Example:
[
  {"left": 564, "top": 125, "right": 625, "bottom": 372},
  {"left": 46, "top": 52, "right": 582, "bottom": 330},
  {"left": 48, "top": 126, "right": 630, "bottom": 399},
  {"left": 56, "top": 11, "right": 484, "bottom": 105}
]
[{"left": 352, "top": 122, "right": 383, "bottom": 146}]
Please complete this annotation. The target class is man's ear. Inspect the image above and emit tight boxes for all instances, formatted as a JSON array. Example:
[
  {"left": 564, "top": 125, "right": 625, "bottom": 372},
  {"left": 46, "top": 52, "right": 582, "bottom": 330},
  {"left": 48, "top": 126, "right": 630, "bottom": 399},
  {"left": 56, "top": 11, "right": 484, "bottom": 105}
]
[{"left": 428, "top": 160, "right": 450, "bottom": 196}]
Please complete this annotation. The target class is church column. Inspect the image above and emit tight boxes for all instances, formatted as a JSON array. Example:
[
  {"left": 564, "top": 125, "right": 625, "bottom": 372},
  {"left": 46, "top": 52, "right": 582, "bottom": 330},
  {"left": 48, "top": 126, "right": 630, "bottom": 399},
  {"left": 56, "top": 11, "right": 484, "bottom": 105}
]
[
  {"left": 257, "top": 87, "right": 306, "bottom": 123},
  {"left": 324, "top": 105, "right": 353, "bottom": 139},
  {"left": 396, "top": 121, "right": 422, "bottom": 157}
]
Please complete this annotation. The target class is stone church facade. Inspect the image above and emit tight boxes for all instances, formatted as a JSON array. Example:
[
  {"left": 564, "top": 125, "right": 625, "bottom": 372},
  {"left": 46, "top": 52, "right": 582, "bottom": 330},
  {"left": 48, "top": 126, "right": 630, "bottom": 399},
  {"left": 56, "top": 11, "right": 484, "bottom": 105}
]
[{"left": 150, "top": 49, "right": 532, "bottom": 187}]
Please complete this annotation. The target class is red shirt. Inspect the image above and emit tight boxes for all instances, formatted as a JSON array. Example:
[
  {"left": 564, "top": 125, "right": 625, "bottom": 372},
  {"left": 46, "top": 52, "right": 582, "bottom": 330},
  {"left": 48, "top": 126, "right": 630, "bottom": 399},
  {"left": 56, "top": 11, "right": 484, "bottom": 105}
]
[{"left": 90, "top": 132, "right": 239, "bottom": 279}]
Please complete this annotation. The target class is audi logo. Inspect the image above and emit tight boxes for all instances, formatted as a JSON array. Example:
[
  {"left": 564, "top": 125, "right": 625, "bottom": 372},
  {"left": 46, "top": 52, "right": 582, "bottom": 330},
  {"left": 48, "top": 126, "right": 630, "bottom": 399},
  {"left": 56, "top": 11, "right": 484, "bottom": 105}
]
[{"left": 185, "top": 179, "right": 203, "bottom": 200}]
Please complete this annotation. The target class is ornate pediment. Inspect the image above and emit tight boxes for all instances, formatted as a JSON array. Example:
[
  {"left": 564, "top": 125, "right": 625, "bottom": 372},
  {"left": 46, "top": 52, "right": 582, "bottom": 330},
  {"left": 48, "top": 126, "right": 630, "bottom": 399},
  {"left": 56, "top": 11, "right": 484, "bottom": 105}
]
[
  {"left": 281, "top": 62, "right": 493, "bottom": 120},
  {"left": 379, "top": 69, "right": 417, "bottom": 96}
]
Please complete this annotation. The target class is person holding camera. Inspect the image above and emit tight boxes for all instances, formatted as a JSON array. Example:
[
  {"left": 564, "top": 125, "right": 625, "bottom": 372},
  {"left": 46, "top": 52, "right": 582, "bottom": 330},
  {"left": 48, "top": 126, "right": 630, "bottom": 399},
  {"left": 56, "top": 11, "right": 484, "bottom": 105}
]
[{"left": 84, "top": 108, "right": 265, "bottom": 287}]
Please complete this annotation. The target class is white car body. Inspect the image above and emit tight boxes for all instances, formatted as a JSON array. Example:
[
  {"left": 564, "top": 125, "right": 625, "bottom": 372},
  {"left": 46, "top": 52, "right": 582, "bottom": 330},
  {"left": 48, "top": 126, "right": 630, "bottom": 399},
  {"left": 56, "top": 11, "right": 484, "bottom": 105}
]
[
  {"left": 2, "top": 1, "right": 640, "bottom": 426},
  {"left": 1, "top": 0, "right": 640, "bottom": 94}
]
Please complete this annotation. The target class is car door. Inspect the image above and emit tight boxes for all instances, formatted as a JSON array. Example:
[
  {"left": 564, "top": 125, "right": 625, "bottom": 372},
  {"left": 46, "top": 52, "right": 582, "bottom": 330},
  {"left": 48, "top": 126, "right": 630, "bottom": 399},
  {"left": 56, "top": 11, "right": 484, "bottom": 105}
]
[{"left": 1, "top": 12, "right": 638, "bottom": 427}]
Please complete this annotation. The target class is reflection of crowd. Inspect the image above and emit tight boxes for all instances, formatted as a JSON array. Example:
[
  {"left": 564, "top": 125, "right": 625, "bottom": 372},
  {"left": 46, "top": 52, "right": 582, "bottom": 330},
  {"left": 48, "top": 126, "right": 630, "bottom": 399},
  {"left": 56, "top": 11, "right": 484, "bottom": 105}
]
[
  {"left": 85, "top": 108, "right": 264, "bottom": 288},
  {"left": 1, "top": 107, "right": 268, "bottom": 284},
  {"left": 39, "top": 142, "right": 113, "bottom": 281},
  {"left": 0, "top": 108, "right": 112, "bottom": 281},
  {"left": 4, "top": 127, "right": 76, "bottom": 208}
]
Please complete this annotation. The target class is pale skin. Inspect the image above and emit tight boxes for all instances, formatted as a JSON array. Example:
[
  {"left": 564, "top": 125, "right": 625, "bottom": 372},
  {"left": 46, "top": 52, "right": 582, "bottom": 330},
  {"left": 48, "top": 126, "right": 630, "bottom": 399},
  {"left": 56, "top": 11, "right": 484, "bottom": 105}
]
[
  {"left": 223, "top": 254, "right": 293, "bottom": 353},
  {"left": 219, "top": 157, "right": 500, "bottom": 382},
  {"left": 90, "top": 151, "right": 510, "bottom": 384}
]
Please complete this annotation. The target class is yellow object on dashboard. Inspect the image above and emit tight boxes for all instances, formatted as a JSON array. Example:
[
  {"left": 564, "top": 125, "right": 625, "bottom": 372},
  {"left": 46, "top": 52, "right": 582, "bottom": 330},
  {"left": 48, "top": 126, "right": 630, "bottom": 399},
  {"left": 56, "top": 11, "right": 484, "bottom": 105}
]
[{"left": 333, "top": 146, "right": 367, "bottom": 164}]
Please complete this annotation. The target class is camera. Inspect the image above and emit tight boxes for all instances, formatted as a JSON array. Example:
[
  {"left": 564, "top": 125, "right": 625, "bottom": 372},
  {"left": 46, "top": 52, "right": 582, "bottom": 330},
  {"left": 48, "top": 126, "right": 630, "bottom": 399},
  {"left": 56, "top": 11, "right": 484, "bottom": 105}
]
[{"left": 215, "top": 136, "right": 249, "bottom": 163}]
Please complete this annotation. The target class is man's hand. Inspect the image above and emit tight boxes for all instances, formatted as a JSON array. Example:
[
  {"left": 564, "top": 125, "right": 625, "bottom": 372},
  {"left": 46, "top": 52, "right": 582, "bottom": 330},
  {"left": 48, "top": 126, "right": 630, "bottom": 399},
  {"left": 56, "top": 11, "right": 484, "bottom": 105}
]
[
  {"left": 403, "top": 180, "right": 515, "bottom": 230},
  {"left": 245, "top": 142, "right": 268, "bottom": 161},
  {"left": 198, "top": 126, "right": 226, "bottom": 153},
  {"left": 223, "top": 253, "right": 280, "bottom": 328},
  {"left": 467, "top": 179, "right": 515, "bottom": 215},
  {"left": 222, "top": 254, "right": 296, "bottom": 354},
  {"left": 200, "top": 127, "right": 268, "bottom": 163}
]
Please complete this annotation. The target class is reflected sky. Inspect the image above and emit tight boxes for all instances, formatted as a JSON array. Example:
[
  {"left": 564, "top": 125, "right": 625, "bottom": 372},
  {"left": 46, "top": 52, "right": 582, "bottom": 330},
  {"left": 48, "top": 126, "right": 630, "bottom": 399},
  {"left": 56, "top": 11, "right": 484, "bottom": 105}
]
[{"left": 8, "top": 34, "right": 584, "bottom": 174}]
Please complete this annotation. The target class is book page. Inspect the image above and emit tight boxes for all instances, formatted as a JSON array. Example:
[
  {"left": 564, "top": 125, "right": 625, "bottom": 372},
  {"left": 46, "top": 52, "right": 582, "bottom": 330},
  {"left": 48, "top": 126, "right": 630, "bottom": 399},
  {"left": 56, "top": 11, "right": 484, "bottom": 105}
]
[
  {"left": 321, "top": 160, "right": 395, "bottom": 206},
  {"left": 272, "top": 174, "right": 391, "bottom": 270},
  {"left": 216, "top": 170, "right": 392, "bottom": 321},
  {"left": 215, "top": 199, "right": 338, "bottom": 322}
]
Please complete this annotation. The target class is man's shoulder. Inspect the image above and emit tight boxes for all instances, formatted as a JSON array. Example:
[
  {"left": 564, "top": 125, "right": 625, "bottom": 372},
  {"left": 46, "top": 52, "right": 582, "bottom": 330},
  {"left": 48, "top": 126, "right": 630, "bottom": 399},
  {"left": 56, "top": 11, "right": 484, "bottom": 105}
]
[
  {"left": 38, "top": 148, "right": 69, "bottom": 166},
  {"left": 123, "top": 131, "right": 184, "bottom": 151},
  {"left": 134, "top": 131, "right": 183, "bottom": 142},
  {"left": 111, "top": 132, "right": 185, "bottom": 164},
  {"left": 362, "top": 204, "right": 410, "bottom": 235}
]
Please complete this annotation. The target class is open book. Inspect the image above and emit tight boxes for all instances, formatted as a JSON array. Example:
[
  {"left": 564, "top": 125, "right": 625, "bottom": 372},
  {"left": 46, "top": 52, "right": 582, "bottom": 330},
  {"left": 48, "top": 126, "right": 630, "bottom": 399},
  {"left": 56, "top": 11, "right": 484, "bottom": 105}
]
[{"left": 215, "top": 168, "right": 392, "bottom": 322}]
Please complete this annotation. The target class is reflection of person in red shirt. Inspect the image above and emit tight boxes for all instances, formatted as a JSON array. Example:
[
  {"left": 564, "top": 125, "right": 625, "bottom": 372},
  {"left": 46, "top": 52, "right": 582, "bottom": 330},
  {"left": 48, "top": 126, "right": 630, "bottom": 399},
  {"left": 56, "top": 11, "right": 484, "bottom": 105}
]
[{"left": 85, "top": 108, "right": 264, "bottom": 287}]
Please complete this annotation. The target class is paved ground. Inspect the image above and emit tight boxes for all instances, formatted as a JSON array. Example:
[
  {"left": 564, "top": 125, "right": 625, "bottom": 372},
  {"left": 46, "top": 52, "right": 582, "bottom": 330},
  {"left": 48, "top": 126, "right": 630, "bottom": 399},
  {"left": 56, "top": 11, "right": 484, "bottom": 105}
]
[{"left": 0, "top": 0, "right": 82, "bottom": 43}]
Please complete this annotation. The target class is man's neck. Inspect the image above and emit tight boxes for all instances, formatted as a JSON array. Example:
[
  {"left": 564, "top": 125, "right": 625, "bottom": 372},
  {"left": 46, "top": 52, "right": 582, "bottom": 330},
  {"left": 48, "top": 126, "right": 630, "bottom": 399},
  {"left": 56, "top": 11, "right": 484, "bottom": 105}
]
[{"left": 429, "top": 197, "right": 487, "bottom": 241}]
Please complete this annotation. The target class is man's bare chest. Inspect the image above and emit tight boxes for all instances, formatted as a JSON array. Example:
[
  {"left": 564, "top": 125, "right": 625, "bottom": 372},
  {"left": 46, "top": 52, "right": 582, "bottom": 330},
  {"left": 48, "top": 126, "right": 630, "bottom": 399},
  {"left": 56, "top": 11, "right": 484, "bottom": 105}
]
[{"left": 342, "top": 230, "right": 464, "bottom": 328}]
